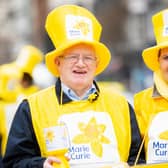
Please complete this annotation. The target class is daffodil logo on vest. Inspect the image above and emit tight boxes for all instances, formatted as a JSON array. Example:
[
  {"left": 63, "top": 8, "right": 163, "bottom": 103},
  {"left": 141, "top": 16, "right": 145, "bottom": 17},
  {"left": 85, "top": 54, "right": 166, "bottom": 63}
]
[
  {"left": 58, "top": 111, "right": 120, "bottom": 166},
  {"left": 147, "top": 112, "right": 168, "bottom": 163},
  {"left": 66, "top": 15, "right": 93, "bottom": 40},
  {"left": 72, "top": 117, "right": 110, "bottom": 157},
  {"left": 44, "top": 125, "right": 70, "bottom": 152}
]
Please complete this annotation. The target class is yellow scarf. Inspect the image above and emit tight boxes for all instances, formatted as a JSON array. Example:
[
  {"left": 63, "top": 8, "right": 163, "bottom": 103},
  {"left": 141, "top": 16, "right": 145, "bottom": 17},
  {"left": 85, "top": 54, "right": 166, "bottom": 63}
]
[{"left": 154, "top": 70, "right": 168, "bottom": 100}]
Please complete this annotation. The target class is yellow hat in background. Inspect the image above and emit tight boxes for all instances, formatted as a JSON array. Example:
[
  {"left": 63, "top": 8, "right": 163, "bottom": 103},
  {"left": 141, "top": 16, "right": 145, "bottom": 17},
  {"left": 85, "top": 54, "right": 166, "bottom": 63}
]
[
  {"left": 143, "top": 9, "right": 168, "bottom": 71},
  {"left": 15, "top": 45, "right": 43, "bottom": 75},
  {"left": 0, "top": 63, "right": 22, "bottom": 101},
  {"left": 45, "top": 5, "right": 111, "bottom": 77}
]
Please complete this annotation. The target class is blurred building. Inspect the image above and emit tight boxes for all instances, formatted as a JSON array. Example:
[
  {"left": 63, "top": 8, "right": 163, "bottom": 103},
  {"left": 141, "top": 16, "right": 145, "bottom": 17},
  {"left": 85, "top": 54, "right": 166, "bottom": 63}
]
[
  {"left": 0, "top": 0, "right": 32, "bottom": 62},
  {"left": 0, "top": 0, "right": 168, "bottom": 91}
]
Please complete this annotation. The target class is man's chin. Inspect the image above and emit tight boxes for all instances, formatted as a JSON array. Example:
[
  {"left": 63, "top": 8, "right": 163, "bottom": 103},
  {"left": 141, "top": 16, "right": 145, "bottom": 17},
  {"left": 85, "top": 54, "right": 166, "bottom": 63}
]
[{"left": 73, "top": 80, "right": 86, "bottom": 85}]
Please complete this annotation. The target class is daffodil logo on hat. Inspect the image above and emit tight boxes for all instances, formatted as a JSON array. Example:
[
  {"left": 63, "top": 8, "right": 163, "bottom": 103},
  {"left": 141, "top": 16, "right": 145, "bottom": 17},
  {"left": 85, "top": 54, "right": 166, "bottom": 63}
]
[
  {"left": 66, "top": 15, "right": 92, "bottom": 40},
  {"left": 143, "top": 9, "right": 168, "bottom": 71},
  {"left": 45, "top": 5, "right": 111, "bottom": 77},
  {"left": 73, "top": 19, "right": 90, "bottom": 35},
  {"left": 14, "top": 45, "right": 43, "bottom": 75}
]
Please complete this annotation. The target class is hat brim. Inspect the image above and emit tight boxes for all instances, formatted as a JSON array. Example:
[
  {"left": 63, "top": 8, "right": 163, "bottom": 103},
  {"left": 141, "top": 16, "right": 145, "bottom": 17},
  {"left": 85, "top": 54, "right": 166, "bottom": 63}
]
[
  {"left": 142, "top": 42, "right": 168, "bottom": 71},
  {"left": 45, "top": 40, "right": 111, "bottom": 77},
  {"left": 0, "top": 63, "right": 23, "bottom": 79}
]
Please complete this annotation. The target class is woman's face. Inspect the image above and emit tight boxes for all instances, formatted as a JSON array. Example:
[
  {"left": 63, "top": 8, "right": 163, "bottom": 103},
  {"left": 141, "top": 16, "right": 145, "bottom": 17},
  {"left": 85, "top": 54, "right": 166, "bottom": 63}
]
[{"left": 159, "top": 47, "right": 168, "bottom": 82}]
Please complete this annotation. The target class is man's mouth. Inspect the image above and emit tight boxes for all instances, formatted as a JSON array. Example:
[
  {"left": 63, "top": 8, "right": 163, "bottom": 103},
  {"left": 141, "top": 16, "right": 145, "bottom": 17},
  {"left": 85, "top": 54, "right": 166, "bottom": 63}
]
[{"left": 73, "top": 70, "right": 87, "bottom": 74}]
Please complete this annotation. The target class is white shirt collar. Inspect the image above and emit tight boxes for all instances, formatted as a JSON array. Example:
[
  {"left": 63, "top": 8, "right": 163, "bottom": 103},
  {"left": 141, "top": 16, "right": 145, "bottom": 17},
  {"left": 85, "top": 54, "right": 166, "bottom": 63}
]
[{"left": 61, "top": 82, "right": 97, "bottom": 101}]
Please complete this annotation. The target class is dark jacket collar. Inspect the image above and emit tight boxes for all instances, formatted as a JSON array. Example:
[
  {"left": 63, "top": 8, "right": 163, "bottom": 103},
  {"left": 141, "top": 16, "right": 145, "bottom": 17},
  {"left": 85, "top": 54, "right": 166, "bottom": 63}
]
[
  {"left": 55, "top": 78, "right": 100, "bottom": 104},
  {"left": 152, "top": 84, "right": 162, "bottom": 98}
]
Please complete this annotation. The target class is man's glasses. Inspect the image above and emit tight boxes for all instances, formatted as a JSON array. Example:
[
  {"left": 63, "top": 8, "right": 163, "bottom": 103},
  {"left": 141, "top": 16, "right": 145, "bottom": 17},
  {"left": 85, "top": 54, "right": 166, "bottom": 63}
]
[{"left": 59, "top": 54, "right": 97, "bottom": 64}]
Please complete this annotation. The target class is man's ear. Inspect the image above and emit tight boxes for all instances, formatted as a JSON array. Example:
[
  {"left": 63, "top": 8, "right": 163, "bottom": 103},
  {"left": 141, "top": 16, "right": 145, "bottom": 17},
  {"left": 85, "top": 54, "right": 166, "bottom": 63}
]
[
  {"left": 54, "top": 57, "right": 60, "bottom": 66},
  {"left": 96, "top": 59, "right": 99, "bottom": 68}
]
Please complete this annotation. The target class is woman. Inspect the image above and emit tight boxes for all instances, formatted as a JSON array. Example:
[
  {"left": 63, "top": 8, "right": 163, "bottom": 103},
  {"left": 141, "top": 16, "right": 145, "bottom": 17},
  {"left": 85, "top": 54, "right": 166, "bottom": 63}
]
[{"left": 134, "top": 9, "right": 168, "bottom": 165}]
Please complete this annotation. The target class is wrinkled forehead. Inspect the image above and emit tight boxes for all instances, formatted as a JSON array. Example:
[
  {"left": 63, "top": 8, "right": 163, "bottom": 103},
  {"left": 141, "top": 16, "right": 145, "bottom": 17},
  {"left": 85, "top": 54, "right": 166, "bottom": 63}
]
[{"left": 63, "top": 43, "right": 96, "bottom": 56}]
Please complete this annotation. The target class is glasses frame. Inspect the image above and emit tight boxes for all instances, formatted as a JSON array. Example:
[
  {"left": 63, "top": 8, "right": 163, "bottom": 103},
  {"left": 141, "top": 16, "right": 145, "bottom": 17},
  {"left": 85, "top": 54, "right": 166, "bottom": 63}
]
[{"left": 58, "top": 54, "right": 98, "bottom": 65}]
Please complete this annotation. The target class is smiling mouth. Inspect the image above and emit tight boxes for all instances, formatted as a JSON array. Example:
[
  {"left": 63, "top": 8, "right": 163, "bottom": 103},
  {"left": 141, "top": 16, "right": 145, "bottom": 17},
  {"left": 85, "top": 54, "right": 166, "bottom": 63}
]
[{"left": 73, "top": 70, "right": 87, "bottom": 74}]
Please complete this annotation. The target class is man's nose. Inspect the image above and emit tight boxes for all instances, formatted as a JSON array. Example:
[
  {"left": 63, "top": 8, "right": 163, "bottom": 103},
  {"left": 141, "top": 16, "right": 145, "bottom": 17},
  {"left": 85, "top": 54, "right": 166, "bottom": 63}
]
[
  {"left": 76, "top": 57, "right": 86, "bottom": 65},
  {"left": 75, "top": 54, "right": 86, "bottom": 63}
]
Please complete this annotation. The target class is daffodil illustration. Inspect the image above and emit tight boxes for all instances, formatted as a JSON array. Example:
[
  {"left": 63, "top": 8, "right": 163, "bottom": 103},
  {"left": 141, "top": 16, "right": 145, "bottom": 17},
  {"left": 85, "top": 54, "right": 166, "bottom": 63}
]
[
  {"left": 72, "top": 117, "right": 110, "bottom": 157},
  {"left": 45, "top": 130, "right": 55, "bottom": 142},
  {"left": 159, "top": 130, "right": 168, "bottom": 140},
  {"left": 73, "top": 20, "right": 90, "bottom": 35},
  {"left": 88, "top": 93, "right": 98, "bottom": 102}
]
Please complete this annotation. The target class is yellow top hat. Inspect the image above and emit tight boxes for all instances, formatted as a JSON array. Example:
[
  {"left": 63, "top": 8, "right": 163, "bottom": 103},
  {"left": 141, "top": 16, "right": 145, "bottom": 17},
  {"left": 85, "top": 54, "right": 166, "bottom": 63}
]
[
  {"left": 45, "top": 5, "right": 111, "bottom": 77},
  {"left": 15, "top": 45, "right": 43, "bottom": 75},
  {"left": 142, "top": 9, "right": 168, "bottom": 71},
  {"left": 0, "top": 63, "right": 22, "bottom": 101}
]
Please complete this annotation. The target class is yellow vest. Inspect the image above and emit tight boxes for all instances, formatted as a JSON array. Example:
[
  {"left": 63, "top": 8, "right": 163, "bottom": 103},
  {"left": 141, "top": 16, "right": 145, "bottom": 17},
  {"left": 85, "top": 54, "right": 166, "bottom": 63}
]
[
  {"left": 0, "top": 101, "right": 6, "bottom": 156},
  {"left": 0, "top": 85, "right": 39, "bottom": 156},
  {"left": 28, "top": 85, "right": 132, "bottom": 166},
  {"left": 0, "top": 100, "right": 20, "bottom": 156},
  {"left": 134, "top": 87, "right": 168, "bottom": 164},
  {"left": 16, "top": 85, "right": 39, "bottom": 100}
]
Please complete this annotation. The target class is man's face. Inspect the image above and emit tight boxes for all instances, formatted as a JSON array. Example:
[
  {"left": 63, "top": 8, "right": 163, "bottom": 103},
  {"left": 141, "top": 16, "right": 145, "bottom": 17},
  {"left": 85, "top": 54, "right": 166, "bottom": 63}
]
[
  {"left": 55, "top": 43, "right": 98, "bottom": 93},
  {"left": 159, "top": 47, "right": 168, "bottom": 82}
]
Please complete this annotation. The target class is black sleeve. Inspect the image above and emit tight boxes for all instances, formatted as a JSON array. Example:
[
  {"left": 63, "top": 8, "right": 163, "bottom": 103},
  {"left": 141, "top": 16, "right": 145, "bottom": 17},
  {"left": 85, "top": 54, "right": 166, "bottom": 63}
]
[
  {"left": 0, "top": 134, "right": 3, "bottom": 168},
  {"left": 0, "top": 157, "right": 3, "bottom": 168},
  {"left": 3, "top": 100, "right": 46, "bottom": 168},
  {"left": 127, "top": 103, "right": 146, "bottom": 165}
]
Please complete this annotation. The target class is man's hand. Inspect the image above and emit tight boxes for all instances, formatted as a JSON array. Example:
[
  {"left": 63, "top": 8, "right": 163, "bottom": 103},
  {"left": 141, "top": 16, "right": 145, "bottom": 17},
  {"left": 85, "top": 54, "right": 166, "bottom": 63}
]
[
  {"left": 43, "top": 155, "right": 70, "bottom": 168},
  {"left": 43, "top": 156, "right": 61, "bottom": 168}
]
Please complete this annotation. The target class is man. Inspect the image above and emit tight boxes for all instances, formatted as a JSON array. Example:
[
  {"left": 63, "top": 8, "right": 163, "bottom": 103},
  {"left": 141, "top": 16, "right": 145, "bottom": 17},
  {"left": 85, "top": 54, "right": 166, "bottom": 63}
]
[
  {"left": 3, "top": 5, "right": 144, "bottom": 168},
  {"left": 134, "top": 9, "right": 168, "bottom": 165}
]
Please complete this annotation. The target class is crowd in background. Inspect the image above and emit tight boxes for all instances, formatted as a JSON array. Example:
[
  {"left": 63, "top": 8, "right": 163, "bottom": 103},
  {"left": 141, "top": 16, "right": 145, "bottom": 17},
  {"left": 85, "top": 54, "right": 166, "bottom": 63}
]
[{"left": 0, "top": 0, "right": 168, "bottom": 93}]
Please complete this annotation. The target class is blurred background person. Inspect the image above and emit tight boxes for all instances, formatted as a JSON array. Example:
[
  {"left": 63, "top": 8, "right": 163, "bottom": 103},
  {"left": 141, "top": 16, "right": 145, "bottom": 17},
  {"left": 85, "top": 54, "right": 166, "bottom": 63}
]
[
  {"left": 0, "top": 62, "right": 22, "bottom": 164},
  {"left": 14, "top": 45, "right": 43, "bottom": 100},
  {"left": 0, "top": 45, "right": 43, "bottom": 158}
]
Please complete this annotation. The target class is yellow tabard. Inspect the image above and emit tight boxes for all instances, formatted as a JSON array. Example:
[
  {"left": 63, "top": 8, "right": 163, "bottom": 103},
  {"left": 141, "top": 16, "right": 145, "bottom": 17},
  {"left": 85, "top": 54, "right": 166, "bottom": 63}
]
[
  {"left": 134, "top": 87, "right": 168, "bottom": 164},
  {"left": 28, "top": 86, "right": 131, "bottom": 167}
]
